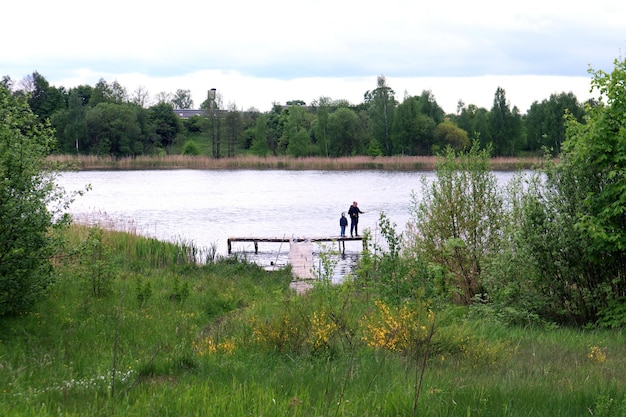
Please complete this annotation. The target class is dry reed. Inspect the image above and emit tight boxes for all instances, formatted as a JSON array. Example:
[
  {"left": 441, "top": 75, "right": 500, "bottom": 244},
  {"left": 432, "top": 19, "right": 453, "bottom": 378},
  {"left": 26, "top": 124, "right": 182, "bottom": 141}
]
[{"left": 45, "top": 154, "right": 549, "bottom": 171}]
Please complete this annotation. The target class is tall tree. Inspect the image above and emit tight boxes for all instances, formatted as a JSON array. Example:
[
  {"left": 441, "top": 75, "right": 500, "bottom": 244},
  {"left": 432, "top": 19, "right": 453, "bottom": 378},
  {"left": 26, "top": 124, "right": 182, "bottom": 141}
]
[
  {"left": 250, "top": 114, "right": 270, "bottom": 156},
  {"left": 489, "top": 87, "right": 521, "bottom": 156},
  {"left": 524, "top": 92, "right": 585, "bottom": 154},
  {"left": 148, "top": 102, "right": 181, "bottom": 152},
  {"left": 390, "top": 96, "right": 420, "bottom": 155},
  {"left": 90, "top": 79, "right": 127, "bottom": 106},
  {"left": 85, "top": 103, "right": 142, "bottom": 156},
  {"left": 416, "top": 90, "right": 445, "bottom": 125},
  {"left": 51, "top": 89, "right": 87, "bottom": 154},
  {"left": 454, "top": 104, "right": 491, "bottom": 146},
  {"left": 281, "top": 104, "right": 314, "bottom": 156},
  {"left": 131, "top": 85, "right": 151, "bottom": 108},
  {"left": 207, "top": 90, "right": 223, "bottom": 158},
  {"left": 24, "top": 72, "right": 66, "bottom": 121},
  {"left": 312, "top": 96, "right": 332, "bottom": 157},
  {"left": 172, "top": 89, "right": 194, "bottom": 110},
  {"left": 327, "top": 107, "right": 360, "bottom": 156},
  {"left": 365, "top": 75, "right": 397, "bottom": 156},
  {"left": 224, "top": 102, "right": 242, "bottom": 157}
]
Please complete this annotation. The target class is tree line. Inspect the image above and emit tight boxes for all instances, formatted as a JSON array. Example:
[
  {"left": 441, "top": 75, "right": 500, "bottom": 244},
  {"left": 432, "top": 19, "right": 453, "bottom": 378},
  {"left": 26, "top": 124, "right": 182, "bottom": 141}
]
[{"left": 1, "top": 72, "right": 589, "bottom": 159}]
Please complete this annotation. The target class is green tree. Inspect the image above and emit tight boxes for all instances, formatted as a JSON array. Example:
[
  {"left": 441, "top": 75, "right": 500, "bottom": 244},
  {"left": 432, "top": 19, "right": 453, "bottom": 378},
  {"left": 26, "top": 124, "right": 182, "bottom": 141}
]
[
  {"left": 571, "top": 60, "right": 626, "bottom": 253},
  {"left": 435, "top": 120, "right": 469, "bottom": 152},
  {"left": 172, "top": 89, "right": 194, "bottom": 110},
  {"left": 454, "top": 104, "right": 491, "bottom": 146},
  {"left": 51, "top": 89, "right": 88, "bottom": 154},
  {"left": 148, "top": 102, "right": 181, "bottom": 152},
  {"left": 415, "top": 90, "right": 445, "bottom": 125},
  {"left": 287, "top": 129, "right": 312, "bottom": 157},
  {"left": 265, "top": 104, "right": 285, "bottom": 156},
  {"left": 24, "top": 72, "right": 66, "bottom": 121},
  {"left": 224, "top": 103, "right": 243, "bottom": 157},
  {"left": 0, "top": 85, "right": 70, "bottom": 316},
  {"left": 365, "top": 75, "right": 396, "bottom": 155},
  {"left": 524, "top": 92, "right": 585, "bottom": 154},
  {"left": 250, "top": 114, "right": 270, "bottom": 156},
  {"left": 85, "top": 103, "right": 142, "bottom": 156},
  {"left": 90, "top": 78, "right": 122, "bottom": 107},
  {"left": 327, "top": 107, "right": 360, "bottom": 156},
  {"left": 280, "top": 104, "right": 313, "bottom": 156},
  {"left": 492, "top": 57, "right": 626, "bottom": 325},
  {"left": 391, "top": 96, "right": 420, "bottom": 155},
  {"left": 488, "top": 87, "right": 522, "bottom": 156},
  {"left": 390, "top": 91, "right": 446, "bottom": 155},
  {"left": 312, "top": 96, "right": 332, "bottom": 157}
]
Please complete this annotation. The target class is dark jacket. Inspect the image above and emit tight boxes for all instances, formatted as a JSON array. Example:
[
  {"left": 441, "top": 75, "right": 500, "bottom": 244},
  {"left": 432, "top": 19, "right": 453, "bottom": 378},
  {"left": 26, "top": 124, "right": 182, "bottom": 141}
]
[{"left": 348, "top": 205, "right": 363, "bottom": 221}]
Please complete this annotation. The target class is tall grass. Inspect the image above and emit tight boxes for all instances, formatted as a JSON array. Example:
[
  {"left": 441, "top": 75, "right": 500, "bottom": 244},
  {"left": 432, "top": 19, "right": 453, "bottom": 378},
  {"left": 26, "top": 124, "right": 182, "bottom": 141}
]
[
  {"left": 1, "top": 226, "right": 625, "bottom": 417},
  {"left": 45, "top": 154, "right": 549, "bottom": 171}
]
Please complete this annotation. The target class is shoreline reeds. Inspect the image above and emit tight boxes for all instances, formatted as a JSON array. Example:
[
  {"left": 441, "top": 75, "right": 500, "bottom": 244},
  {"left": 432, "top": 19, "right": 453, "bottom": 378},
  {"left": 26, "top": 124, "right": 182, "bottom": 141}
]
[{"left": 45, "top": 154, "right": 550, "bottom": 171}]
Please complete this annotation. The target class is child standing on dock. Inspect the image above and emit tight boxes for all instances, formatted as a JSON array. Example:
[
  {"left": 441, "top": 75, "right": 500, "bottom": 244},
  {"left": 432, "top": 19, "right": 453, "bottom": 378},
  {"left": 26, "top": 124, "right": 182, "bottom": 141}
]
[{"left": 339, "top": 212, "right": 348, "bottom": 237}]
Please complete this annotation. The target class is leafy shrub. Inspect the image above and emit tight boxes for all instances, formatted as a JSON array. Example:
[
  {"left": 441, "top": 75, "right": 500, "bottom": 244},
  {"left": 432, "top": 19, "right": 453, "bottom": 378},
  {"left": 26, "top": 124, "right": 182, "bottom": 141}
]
[
  {"left": 405, "top": 142, "right": 504, "bottom": 305},
  {"left": 181, "top": 140, "right": 201, "bottom": 155},
  {"left": 0, "top": 86, "right": 71, "bottom": 316}
]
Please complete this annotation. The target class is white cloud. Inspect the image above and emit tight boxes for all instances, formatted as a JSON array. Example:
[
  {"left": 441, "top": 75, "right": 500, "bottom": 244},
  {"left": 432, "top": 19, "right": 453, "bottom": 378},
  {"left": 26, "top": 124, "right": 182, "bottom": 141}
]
[{"left": 1, "top": 0, "right": 623, "bottom": 112}]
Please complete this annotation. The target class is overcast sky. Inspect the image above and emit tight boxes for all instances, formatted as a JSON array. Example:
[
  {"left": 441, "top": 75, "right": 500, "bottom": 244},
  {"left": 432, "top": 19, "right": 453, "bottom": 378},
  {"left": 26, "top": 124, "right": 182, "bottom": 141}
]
[{"left": 2, "top": 0, "right": 624, "bottom": 113}]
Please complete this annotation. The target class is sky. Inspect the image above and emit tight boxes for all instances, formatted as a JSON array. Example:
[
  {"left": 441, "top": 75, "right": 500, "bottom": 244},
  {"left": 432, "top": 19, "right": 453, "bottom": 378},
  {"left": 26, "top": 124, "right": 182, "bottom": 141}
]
[{"left": 2, "top": 0, "right": 625, "bottom": 114}]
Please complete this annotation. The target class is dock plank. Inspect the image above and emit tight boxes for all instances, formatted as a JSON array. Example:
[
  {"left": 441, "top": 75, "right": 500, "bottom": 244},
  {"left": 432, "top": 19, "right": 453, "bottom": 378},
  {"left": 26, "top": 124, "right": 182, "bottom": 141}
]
[{"left": 227, "top": 236, "right": 364, "bottom": 254}]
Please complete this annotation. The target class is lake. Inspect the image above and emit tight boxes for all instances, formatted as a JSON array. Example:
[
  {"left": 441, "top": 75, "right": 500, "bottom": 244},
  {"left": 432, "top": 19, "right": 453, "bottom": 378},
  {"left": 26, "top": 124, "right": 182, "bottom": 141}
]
[{"left": 56, "top": 169, "right": 519, "bottom": 280}]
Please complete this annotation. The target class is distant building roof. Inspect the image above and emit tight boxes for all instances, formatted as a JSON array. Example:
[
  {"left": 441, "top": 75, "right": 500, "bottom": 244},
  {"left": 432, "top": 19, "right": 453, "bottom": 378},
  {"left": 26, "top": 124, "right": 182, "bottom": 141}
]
[{"left": 174, "top": 109, "right": 205, "bottom": 119}]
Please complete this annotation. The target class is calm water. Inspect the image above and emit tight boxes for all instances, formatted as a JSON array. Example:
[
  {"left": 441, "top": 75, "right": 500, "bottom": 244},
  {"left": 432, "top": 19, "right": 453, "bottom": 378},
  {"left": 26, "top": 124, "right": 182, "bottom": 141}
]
[{"left": 56, "top": 169, "right": 518, "bottom": 280}]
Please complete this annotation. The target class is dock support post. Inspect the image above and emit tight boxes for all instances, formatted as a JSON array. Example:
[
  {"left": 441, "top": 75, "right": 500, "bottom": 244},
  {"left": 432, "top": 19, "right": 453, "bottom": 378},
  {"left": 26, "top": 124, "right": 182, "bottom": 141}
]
[
  {"left": 254, "top": 241, "right": 258, "bottom": 254},
  {"left": 227, "top": 239, "right": 232, "bottom": 254}
]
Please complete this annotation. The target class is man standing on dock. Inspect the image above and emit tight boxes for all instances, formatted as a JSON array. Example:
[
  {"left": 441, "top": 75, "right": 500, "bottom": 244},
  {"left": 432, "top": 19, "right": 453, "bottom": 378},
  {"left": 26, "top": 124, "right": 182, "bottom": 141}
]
[{"left": 348, "top": 201, "right": 364, "bottom": 237}]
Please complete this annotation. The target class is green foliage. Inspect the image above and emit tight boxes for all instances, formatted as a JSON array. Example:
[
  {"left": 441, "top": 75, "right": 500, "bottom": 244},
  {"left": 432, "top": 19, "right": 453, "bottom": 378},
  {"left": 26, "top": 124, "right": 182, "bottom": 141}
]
[
  {"left": 498, "top": 57, "right": 626, "bottom": 325},
  {"left": 454, "top": 103, "right": 491, "bottom": 149},
  {"left": 85, "top": 102, "right": 142, "bottom": 156},
  {"left": 406, "top": 141, "right": 503, "bottom": 305},
  {"left": 524, "top": 92, "right": 585, "bottom": 154},
  {"left": 148, "top": 102, "right": 182, "bottom": 150},
  {"left": 489, "top": 87, "right": 523, "bottom": 156},
  {"left": 181, "top": 139, "right": 201, "bottom": 155},
  {"left": 365, "top": 75, "right": 397, "bottom": 155},
  {"left": 327, "top": 106, "right": 361, "bottom": 156},
  {"left": 134, "top": 275, "right": 153, "bottom": 307},
  {"left": 358, "top": 213, "right": 413, "bottom": 303},
  {"left": 597, "top": 298, "right": 626, "bottom": 329},
  {"left": 168, "top": 276, "right": 190, "bottom": 303},
  {"left": 435, "top": 120, "right": 470, "bottom": 151},
  {"left": 0, "top": 85, "right": 70, "bottom": 316},
  {"left": 79, "top": 227, "right": 116, "bottom": 298}
]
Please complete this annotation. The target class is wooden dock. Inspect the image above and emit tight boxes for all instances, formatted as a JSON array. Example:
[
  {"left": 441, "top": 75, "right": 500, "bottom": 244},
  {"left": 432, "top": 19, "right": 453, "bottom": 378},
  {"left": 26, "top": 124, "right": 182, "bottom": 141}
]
[{"left": 227, "top": 236, "right": 365, "bottom": 255}]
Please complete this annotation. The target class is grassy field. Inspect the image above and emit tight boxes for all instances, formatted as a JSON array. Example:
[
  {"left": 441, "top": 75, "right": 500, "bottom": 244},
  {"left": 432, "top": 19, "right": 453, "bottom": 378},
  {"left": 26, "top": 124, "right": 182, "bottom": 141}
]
[
  {"left": 1, "top": 225, "right": 625, "bottom": 417},
  {"left": 44, "top": 154, "right": 549, "bottom": 171}
]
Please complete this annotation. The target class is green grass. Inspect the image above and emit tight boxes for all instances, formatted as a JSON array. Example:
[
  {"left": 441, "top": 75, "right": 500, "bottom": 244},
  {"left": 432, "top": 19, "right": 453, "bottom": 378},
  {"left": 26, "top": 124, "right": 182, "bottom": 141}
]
[{"left": 1, "top": 226, "right": 625, "bottom": 417}]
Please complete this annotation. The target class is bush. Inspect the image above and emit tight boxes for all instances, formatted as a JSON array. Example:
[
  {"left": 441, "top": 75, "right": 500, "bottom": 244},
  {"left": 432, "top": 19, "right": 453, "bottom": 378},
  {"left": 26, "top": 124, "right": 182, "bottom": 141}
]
[
  {"left": 405, "top": 141, "right": 504, "bottom": 305},
  {"left": 0, "top": 86, "right": 70, "bottom": 316},
  {"left": 181, "top": 140, "right": 201, "bottom": 156}
]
